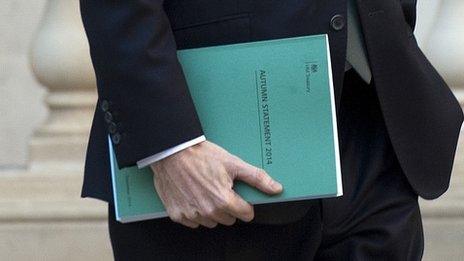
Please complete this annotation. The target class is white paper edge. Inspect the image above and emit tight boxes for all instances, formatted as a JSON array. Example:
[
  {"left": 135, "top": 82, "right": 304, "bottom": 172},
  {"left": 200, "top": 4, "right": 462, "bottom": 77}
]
[
  {"left": 325, "top": 35, "right": 343, "bottom": 197},
  {"left": 108, "top": 136, "right": 123, "bottom": 222}
]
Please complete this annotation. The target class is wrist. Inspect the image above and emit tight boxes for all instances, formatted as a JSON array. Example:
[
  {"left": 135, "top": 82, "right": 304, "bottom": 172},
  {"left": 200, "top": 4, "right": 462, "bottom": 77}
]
[{"left": 150, "top": 139, "right": 205, "bottom": 172}]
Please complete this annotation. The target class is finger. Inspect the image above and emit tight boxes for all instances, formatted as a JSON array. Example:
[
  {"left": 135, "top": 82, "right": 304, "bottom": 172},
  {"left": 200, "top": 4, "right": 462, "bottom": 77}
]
[
  {"left": 185, "top": 211, "right": 218, "bottom": 229},
  {"left": 231, "top": 158, "right": 283, "bottom": 195},
  {"left": 204, "top": 209, "right": 236, "bottom": 226},
  {"left": 180, "top": 219, "right": 200, "bottom": 229},
  {"left": 223, "top": 191, "right": 254, "bottom": 222},
  {"left": 171, "top": 214, "right": 200, "bottom": 229},
  {"left": 195, "top": 216, "right": 218, "bottom": 229},
  {"left": 212, "top": 212, "right": 236, "bottom": 226}
]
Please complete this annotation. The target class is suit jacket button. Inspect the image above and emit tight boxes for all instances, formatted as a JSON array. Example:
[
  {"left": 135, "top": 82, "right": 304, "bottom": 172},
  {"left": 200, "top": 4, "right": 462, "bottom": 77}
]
[
  {"left": 104, "top": 111, "right": 113, "bottom": 123},
  {"left": 331, "top": 14, "right": 345, "bottom": 31},
  {"left": 112, "top": 133, "right": 121, "bottom": 144},
  {"left": 108, "top": 122, "right": 117, "bottom": 134},
  {"left": 101, "top": 100, "right": 109, "bottom": 112}
]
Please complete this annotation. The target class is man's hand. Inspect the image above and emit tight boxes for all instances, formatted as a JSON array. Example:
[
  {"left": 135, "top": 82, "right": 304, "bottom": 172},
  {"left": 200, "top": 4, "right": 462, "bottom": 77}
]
[{"left": 150, "top": 141, "right": 283, "bottom": 229}]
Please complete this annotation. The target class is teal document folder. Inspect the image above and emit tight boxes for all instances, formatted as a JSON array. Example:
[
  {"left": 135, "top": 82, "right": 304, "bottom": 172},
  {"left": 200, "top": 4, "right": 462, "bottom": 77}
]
[{"left": 109, "top": 34, "right": 342, "bottom": 223}]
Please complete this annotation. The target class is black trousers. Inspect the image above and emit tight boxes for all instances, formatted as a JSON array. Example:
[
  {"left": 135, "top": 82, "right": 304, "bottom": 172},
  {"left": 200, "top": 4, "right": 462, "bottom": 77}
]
[{"left": 108, "top": 71, "right": 424, "bottom": 260}]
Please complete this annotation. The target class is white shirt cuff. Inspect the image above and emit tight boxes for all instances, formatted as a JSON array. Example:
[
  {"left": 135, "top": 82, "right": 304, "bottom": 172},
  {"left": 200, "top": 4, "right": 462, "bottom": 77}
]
[{"left": 136, "top": 135, "right": 206, "bottom": 168}]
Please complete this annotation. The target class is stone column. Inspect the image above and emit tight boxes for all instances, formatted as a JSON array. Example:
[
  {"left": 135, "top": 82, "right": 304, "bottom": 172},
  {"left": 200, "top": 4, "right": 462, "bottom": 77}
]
[
  {"left": 0, "top": 2, "right": 111, "bottom": 260},
  {"left": 423, "top": 0, "right": 464, "bottom": 107},
  {"left": 29, "top": 0, "right": 97, "bottom": 173},
  {"left": 421, "top": 0, "right": 464, "bottom": 177},
  {"left": 416, "top": 1, "right": 464, "bottom": 260}
]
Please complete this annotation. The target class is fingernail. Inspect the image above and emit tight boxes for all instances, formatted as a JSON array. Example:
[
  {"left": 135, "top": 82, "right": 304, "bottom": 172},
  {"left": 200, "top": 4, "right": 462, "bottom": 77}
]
[{"left": 272, "top": 181, "right": 283, "bottom": 192}]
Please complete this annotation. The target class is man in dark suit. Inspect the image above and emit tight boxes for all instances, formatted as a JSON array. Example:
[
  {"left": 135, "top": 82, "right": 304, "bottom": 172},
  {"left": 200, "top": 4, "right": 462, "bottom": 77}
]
[{"left": 80, "top": 0, "right": 463, "bottom": 260}]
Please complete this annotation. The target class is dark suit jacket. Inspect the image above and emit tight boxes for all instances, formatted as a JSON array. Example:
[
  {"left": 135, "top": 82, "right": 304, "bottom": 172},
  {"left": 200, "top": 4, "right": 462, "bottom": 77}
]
[{"left": 80, "top": 0, "right": 463, "bottom": 223}]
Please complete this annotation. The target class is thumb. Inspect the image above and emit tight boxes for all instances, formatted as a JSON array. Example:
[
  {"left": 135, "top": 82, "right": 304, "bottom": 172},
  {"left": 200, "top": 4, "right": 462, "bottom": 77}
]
[{"left": 229, "top": 157, "right": 283, "bottom": 195}]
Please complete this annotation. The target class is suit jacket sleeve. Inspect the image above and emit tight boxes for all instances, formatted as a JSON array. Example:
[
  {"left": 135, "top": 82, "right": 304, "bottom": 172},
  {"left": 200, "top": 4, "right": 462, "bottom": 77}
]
[{"left": 80, "top": 0, "right": 204, "bottom": 168}]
